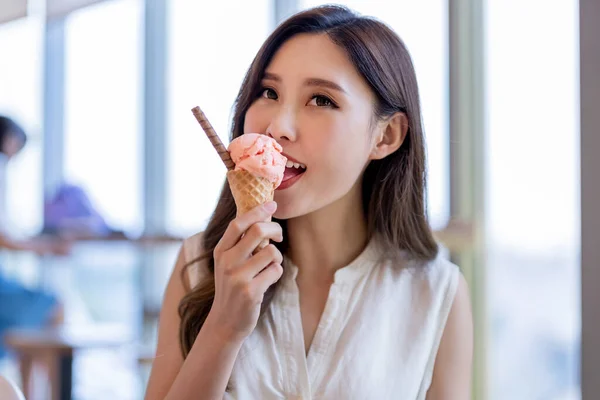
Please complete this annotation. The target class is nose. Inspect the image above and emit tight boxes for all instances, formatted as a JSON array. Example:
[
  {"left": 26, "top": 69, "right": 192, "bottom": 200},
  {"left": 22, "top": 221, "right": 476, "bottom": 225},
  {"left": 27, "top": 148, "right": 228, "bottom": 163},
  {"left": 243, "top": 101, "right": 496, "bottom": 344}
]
[{"left": 266, "top": 108, "right": 297, "bottom": 142}]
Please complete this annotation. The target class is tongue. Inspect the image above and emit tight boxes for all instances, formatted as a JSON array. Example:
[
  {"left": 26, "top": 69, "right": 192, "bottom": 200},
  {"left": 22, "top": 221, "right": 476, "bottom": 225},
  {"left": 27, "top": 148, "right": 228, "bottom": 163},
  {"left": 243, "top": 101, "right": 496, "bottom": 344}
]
[{"left": 283, "top": 167, "right": 303, "bottom": 181}]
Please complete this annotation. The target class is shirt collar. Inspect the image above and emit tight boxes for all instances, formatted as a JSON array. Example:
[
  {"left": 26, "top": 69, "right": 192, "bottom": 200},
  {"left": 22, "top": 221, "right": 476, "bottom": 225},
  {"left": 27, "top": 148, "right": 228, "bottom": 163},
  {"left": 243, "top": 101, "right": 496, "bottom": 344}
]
[{"left": 282, "top": 234, "right": 385, "bottom": 285}]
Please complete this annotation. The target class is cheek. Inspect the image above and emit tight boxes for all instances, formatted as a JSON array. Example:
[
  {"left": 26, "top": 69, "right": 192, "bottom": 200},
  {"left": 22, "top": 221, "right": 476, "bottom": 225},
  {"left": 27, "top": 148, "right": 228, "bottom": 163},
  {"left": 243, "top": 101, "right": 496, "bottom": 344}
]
[
  {"left": 313, "top": 113, "right": 371, "bottom": 158},
  {"left": 244, "top": 103, "right": 271, "bottom": 134},
  {"left": 307, "top": 122, "right": 371, "bottom": 182}
]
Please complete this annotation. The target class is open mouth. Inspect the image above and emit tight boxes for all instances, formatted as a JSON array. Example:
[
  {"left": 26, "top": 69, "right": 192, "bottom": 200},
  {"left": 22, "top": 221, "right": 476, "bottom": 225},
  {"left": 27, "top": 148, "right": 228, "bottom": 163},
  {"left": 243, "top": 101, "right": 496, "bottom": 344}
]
[
  {"left": 282, "top": 159, "right": 307, "bottom": 182},
  {"left": 278, "top": 156, "right": 306, "bottom": 190}
]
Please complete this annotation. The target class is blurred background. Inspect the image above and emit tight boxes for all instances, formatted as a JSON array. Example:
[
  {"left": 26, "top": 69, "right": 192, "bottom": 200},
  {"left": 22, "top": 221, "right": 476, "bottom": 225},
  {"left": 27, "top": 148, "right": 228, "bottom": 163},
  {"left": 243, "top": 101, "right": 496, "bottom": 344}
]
[{"left": 0, "top": 0, "right": 591, "bottom": 399}]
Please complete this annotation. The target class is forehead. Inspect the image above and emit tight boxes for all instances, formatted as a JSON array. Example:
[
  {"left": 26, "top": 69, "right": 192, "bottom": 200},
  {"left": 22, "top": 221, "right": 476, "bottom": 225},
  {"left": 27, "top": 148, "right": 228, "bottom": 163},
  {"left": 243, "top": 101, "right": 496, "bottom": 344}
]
[{"left": 265, "top": 33, "right": 370, "bottom": 93}]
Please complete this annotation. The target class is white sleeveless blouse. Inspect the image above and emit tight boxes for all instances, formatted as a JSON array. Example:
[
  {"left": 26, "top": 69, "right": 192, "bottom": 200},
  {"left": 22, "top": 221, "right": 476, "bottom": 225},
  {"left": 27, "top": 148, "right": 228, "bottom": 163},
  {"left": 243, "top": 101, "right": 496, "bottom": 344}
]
[{"left": 183, "top": 232, "right": 460, "bottom": 400}]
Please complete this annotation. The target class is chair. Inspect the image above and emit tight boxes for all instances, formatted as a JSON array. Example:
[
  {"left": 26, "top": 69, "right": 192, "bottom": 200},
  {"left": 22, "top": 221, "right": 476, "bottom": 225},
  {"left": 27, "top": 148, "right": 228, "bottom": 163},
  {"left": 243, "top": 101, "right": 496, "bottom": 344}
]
[{"left": 0, "top": 374, "right": 26, "bottom": 400}]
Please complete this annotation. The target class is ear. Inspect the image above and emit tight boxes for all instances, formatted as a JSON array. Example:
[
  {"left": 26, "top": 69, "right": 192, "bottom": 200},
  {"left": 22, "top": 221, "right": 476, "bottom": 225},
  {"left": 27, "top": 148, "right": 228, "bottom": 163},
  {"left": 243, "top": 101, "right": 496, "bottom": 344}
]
[{"left": 369, "top": 112, "right": 408, "bottom": 160}]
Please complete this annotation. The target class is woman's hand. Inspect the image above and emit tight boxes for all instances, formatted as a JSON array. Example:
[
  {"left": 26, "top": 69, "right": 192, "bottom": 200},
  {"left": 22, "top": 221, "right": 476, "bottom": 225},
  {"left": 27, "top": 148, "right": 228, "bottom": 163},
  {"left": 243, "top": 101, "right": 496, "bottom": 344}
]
[{"left": 205, "top": 201, "right": 284, "bottom": 343}]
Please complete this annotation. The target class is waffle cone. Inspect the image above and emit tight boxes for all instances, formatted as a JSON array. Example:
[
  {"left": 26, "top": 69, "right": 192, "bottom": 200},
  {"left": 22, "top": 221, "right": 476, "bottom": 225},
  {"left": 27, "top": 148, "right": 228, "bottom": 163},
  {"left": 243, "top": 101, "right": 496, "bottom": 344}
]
[{"left": 227, "top": 170, "right": 275, "bottom": 251}]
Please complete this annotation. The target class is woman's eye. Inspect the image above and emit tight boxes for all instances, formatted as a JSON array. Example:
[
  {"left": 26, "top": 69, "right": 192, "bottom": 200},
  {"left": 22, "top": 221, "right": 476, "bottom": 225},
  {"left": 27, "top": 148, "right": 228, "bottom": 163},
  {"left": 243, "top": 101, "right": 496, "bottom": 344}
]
[
  {"left": 309, "top": 95, "right": 335, "bottom": 108},
  {"left": 261, "top": 88, "right": 278, "bottom": 100}
]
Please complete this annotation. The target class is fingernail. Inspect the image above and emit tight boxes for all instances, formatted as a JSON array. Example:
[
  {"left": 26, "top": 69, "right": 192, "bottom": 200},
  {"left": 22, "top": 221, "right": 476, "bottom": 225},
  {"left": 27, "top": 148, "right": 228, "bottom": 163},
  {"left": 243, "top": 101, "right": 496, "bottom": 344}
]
[{"left": 264, "top": 201, "right": 277, "bottom": 213}]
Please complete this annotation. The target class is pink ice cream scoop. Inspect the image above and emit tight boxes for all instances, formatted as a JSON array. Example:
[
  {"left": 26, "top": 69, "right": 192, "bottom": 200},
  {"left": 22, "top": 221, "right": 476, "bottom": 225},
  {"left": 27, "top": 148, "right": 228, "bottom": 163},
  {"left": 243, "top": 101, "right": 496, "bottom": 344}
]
[{"left": 227, "top": 133, "right": 287, "bottom": 187}]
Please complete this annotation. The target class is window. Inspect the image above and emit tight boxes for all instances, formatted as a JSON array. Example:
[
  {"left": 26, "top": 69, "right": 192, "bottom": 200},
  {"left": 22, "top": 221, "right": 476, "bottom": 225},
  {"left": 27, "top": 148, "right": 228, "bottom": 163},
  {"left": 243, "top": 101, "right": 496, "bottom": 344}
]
[
  {"left": 485, "top": 1, "right": 580, "bottom": 398},
  {"left": 0, "top": 16, "right": 44, "bottom": 235},
  {"left": 64, "top": 0, "right": 143, "bottom": 234}
]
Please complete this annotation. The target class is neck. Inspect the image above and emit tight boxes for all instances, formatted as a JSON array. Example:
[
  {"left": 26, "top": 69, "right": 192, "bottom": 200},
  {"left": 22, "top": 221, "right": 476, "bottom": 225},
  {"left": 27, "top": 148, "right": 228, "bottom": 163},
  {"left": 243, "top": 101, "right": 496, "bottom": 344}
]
[{"left": 286, "top": 182, "right": 368, "bottom": 283}]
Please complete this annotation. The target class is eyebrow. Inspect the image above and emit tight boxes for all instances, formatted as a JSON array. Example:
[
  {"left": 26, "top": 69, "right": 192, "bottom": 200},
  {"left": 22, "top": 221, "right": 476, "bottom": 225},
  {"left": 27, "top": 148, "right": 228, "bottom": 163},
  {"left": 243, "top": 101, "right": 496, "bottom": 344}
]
[{"left": 263, "top": 72, "right": 347, "bottom": 94}]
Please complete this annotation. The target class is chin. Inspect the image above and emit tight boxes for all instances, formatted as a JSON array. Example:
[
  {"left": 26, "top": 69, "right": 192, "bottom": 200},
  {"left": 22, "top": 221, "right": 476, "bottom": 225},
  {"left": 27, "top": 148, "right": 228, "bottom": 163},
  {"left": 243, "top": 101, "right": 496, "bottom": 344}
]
[
  {"left": 272, "top": 193, "right": 331, "bottom": 221},
  {"left": 272, "top": 202, "right": 303, "bottom": 220},
  {"left": 272, "top": 195, "right": 307, "bottom": 220}
]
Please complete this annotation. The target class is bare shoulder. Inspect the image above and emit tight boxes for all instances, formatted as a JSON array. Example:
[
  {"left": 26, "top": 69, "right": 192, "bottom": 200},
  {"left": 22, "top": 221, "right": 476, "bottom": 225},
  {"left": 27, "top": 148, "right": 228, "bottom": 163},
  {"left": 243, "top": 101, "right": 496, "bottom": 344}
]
[
  {"left": 426, "top": 273, "right": 473, "bottom": 400},
  {"left": 144, "top": 232, "right": 205, "bottom": 400},
  {"left": 181, "top": 231, "right": 204, "bottom": 261}
]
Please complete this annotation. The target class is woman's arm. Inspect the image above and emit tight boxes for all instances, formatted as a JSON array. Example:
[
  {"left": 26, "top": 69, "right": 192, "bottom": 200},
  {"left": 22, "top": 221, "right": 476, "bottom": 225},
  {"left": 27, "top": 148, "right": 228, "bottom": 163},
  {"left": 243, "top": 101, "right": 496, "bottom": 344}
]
[
  {"left": 145, "top": 203, "right": 283, "bottom": 400},
  {"left": 144, "top": 248, "right": 245, "bottom": 400},
  {"left": 426, "top": 274, "right": 474, "bottom": 400}
]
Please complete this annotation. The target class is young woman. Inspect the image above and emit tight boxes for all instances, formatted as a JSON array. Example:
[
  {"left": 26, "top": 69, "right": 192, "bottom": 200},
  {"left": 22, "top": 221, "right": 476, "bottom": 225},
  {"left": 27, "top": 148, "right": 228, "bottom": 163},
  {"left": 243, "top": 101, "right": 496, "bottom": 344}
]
[{"left": 146, "top": 5, "right": 473, "bottom": 400}]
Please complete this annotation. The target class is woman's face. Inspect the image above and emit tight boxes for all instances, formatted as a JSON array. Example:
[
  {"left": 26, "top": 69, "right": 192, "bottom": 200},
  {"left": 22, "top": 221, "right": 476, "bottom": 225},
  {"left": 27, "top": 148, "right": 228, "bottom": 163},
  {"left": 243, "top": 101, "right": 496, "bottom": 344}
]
[{"left": 244, "top": 33, "right": 378, "bottom": 219}]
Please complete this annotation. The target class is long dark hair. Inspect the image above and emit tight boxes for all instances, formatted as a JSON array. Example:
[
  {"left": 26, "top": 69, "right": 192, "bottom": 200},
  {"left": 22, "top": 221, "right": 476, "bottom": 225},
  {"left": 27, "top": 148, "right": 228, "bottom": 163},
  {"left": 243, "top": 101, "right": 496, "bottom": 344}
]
[{"left": 179, "top": 5, "right": 438, "bottom": 357}]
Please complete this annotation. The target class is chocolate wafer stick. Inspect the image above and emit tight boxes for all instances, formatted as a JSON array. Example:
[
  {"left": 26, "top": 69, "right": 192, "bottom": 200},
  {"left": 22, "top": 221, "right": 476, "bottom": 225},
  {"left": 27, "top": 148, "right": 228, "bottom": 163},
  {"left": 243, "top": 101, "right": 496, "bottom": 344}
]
[{"left": 191, "top": 106, "right": 235, "bottom": 171}]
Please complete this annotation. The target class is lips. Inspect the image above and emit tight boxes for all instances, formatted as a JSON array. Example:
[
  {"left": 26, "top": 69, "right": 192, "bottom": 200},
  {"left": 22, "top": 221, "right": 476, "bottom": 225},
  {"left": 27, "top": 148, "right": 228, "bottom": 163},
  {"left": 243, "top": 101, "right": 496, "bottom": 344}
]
[{"left": 277, "top": 153, "right": 306, "bottom": 190}]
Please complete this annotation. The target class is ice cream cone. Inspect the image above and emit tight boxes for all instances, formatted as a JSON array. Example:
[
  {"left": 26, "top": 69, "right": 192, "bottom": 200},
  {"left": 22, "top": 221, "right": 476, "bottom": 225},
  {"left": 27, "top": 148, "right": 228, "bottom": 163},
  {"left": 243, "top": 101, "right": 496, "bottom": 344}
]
[
  {"left": 227, "top": 169, "right": 275, "bottom": 250},
  {"left": 192, "top": 106, "right": 285, "bottom": 252}
]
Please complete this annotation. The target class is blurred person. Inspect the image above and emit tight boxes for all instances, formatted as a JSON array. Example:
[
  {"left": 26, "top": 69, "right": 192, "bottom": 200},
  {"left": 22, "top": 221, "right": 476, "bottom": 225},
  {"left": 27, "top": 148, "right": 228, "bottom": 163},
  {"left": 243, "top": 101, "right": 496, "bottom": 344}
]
[
  {"left": 146, "top": 6, "right": 472, "bottom": 400},
  {"left": 43, "top": 182, "right": 125, "bottom": 239},
  {"left": 0, "top": 115, "right": 68, "bottom": 360}
]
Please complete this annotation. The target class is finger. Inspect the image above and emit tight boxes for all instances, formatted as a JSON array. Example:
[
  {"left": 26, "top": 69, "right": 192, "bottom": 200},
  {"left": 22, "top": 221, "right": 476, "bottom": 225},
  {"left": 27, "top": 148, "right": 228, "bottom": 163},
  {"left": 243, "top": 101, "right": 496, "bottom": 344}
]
[
  {"left": 217, "top": 201, "right": 277, "bottom": 252},
  {"left": 252, "top": 263, "right": 284, "bottom": 294},
  {"left": 239, "top": 244, "right": 283, "bottom": 279},
  {"left": 234, "top": 221, "right": 283, "bottom": 257}
]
